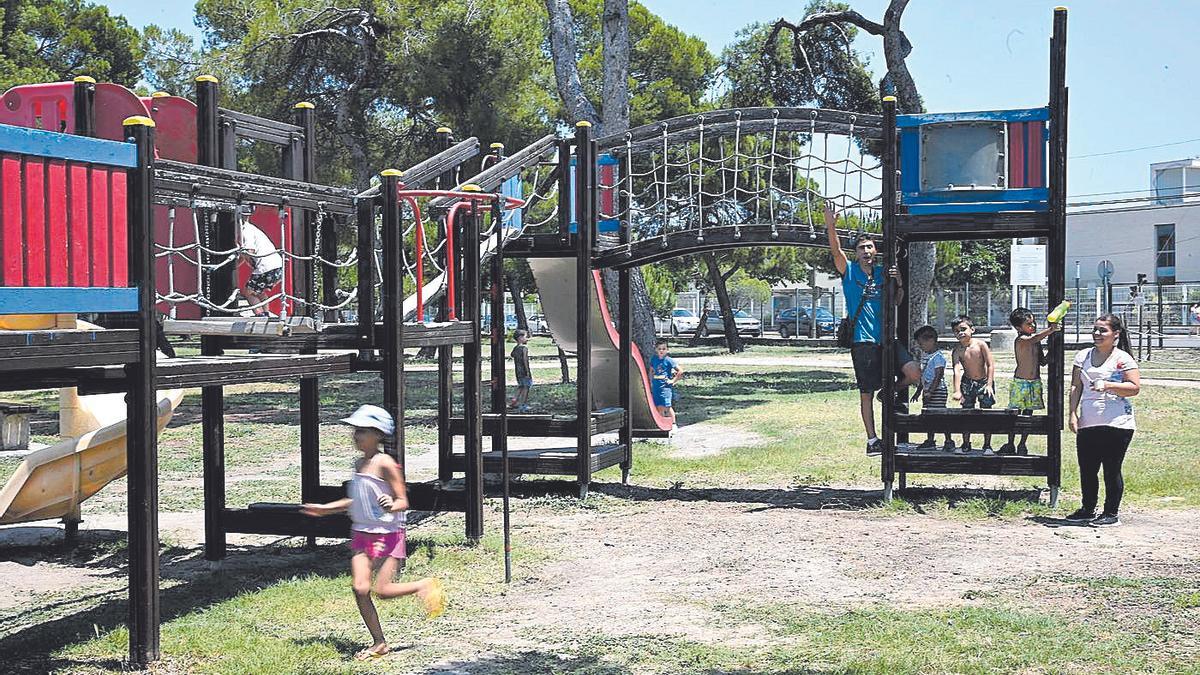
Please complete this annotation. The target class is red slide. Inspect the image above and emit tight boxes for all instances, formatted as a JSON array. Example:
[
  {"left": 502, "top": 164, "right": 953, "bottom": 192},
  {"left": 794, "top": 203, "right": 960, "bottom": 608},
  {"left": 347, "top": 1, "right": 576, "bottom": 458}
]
[{"left": 528, "top": 258, "right": 673, "bottom": 432}]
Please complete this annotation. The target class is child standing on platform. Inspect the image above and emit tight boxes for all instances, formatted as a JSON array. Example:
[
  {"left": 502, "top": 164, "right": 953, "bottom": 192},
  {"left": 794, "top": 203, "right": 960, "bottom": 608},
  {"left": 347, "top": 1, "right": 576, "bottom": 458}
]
[
  {"left": 509, "top": 328, "right": 533, "bottom": 412},
  {"left": 650, "top": 338, "right": 682, "bottom": 429},
  {"left": 950, "top": 315, "right": 997, "bottom": 454},
  {"left": 912, "top": 325, "right": 954, "bottom": 451},
  {"left": 302, "top": 405, "right": 445, "bottom": 661},
  {"left": 1002, "top": 307, "right": 1062, "bottom": 455},
  {"left": 237, "top": 212, "right": 285, "bottom": 317}
]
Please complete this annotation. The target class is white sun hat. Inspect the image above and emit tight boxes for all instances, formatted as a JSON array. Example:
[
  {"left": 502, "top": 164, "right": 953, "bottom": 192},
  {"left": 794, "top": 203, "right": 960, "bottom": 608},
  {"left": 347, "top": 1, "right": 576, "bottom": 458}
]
[{"left": 340, "top": 404, "right": 395, "bottom": 436}]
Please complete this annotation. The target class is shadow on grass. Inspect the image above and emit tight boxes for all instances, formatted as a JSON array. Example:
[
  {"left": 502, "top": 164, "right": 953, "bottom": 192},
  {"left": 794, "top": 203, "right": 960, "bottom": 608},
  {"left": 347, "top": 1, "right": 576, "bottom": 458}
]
[
  {"left": 592, "top": 481, "right": 882, "bottom": 511},
  {"left": 1029, "top": 515, "right": 1097, "bottom": 529},
  {"left": 892, "top": 486, "right": 1046, "bottom": 513},
  {"left": 0, "top": 526, "right": 195, "bottom": 578},
  {"left": 412, "top": 650, "right": 630, "bottom": 675},
  {"left": 0, "top": 542, "right": 347, "bottom": 666}
]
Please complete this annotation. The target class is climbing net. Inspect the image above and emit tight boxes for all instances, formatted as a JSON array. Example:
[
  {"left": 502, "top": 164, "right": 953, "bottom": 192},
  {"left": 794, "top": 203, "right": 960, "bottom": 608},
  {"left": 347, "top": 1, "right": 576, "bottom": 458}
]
[
  {"left": 597, "top": 108, "right": 884, "bottom": 243},
  {"left": 154, "top": 201, "right": 360, "bottom": 319}
]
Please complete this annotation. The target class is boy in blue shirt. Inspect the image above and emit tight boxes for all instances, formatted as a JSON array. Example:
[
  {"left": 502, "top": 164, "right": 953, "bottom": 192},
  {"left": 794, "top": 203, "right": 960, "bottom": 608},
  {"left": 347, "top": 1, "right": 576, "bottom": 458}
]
[{"left": 650, "top": 338, "right": 682, "bottom": 429}]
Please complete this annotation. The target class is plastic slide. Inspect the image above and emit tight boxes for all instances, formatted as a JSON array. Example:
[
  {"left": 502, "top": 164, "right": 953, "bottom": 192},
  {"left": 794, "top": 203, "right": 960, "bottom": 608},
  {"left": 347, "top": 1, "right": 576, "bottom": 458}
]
[
  {"left": 0, "top": 319, "right": 184, "bottom": 527},
  {"left": 528, "top": 258, "right": 673, "bottom": 433}
]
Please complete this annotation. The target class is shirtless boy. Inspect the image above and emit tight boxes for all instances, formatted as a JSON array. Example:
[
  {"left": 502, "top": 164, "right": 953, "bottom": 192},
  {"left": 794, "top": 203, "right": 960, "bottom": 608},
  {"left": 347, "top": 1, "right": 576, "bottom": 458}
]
[{"left": 950, "top": 315, "right": 996, "bottom": 454}]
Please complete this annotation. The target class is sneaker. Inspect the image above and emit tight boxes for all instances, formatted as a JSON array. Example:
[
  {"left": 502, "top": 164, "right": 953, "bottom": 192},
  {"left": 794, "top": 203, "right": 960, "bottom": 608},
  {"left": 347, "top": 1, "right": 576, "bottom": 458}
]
[
  {"left": 915, "top": 439, "right": 937, "bottom": 451},
  {"left": 1064, "top": 508, "right": 1095, "bottom": 522},
  {"left": 958, "top": 443, "right": 972, "bottom": 454},
  {"left": 982, "top": 446, "right": 995, "bottom": 456},
  {"left": 866, "top": 439, "right": 882, "bottom": 456},
  {"left": 1091, "top": 513, "right": 1120, "bottom": 527},
  {"left": 942, "top": 440, "right": 956, "bottom": 452},
  {"left": 997, "top": 443, "right": 1015, "bottom": 455},
  {"left": 1016, "top": 443, "right": 1029, "bottom": 455}
]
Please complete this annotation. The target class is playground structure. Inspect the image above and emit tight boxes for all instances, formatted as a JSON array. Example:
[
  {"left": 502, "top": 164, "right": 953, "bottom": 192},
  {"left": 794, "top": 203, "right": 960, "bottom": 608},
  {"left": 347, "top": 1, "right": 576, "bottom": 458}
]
[{"left": 0, "top": 8, "right": 1068, "bottom": 666}]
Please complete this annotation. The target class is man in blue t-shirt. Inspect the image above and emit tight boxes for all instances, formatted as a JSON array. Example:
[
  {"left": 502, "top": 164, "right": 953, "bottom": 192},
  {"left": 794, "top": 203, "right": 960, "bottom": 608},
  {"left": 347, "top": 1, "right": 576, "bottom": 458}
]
[{"left": 825, "top": 205, "right": 921, "bottom": 456}]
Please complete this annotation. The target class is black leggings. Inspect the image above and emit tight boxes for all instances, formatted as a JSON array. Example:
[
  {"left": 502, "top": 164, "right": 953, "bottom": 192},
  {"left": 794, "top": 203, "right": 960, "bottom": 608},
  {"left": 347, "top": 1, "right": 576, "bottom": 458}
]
[{"left": 1076, "top": 426, "right": 1134, "bottom": 515}]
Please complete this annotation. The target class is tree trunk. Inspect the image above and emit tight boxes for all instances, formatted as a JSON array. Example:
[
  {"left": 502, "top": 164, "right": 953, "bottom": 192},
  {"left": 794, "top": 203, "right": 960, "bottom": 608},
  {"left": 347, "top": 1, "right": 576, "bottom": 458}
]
[
  {"left": 506, "top": 271, "right": 528, "bottom": 330},
  {"left": 600, "top": 0, "right": 630, "bottom": 134},
  {"left": 556, "top": 344, "right": 571, "bottom": 383},
  {"left": 544, "top": 0, "right": 600, "bottom": 126},
  {"left": 703, "top": 253, "right": 743, "bottom": 353}
]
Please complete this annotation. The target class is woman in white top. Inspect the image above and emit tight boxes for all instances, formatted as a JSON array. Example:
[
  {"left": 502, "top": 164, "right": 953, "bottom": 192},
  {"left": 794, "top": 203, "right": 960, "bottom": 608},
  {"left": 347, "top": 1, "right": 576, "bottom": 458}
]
[{"left": 1066, "top": 313, "right": 1141, "bottom": 527}]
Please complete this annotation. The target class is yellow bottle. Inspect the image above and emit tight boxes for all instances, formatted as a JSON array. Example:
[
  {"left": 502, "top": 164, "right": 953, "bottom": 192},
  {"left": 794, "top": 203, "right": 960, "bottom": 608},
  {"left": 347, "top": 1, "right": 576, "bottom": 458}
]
[{"left": 1047, "top": 300, "right": 1071, "bottom": 323}]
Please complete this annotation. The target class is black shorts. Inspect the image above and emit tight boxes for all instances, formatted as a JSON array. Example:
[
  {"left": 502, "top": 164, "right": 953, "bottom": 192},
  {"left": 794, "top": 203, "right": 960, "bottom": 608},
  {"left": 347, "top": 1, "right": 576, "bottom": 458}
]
[
  {"left": 850, "top": 341, "right": 914, "bottom": 394},
  {"left": 246, "top": 267, "right": 283, "bottom": 293}
]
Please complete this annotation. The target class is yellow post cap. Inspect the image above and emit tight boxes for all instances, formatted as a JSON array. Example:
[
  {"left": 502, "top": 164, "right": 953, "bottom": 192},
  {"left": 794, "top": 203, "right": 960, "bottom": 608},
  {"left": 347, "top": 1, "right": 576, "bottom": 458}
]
[
  {"left": 195, "top": 75, "right": 219, "bottom": 83},
  {"left": 1054, "top": 6, "right": 1067, "bottom": 10},
  {"left": 436, "top": 126, "right": 452, "bottom": 134},
  {"left": 461, "top": 184, "right": 482, "bottom": 192},
  {"left": 123, "top": 116, "right": 156, "bottom": 127},
  {"left": 489, "top": 142, "right": 505, "bottom": 149},
  {"left": 575, "top": 120, "right": 593, "bottom": 128},
  {"left": 380, "top": 169, "right": 404, "bottom": 177},
  {"left": 294, "top": 101, "right": 315, "bottom": 109},
  {"left": 73, "top": 76, "right": 96, "bottom": 84},
  {"left": 151, "top": 91, "right": 171, "bottom": 98},
  {"left": 882, "top": 95, "right": 897, "bottom": 102}
]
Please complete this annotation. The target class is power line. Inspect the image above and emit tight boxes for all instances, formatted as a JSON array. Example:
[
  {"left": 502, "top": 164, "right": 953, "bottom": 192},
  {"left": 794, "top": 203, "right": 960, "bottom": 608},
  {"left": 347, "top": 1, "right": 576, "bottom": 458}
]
[{"left": 1069, "top": 138, "right": 1200, "bottom": 159}]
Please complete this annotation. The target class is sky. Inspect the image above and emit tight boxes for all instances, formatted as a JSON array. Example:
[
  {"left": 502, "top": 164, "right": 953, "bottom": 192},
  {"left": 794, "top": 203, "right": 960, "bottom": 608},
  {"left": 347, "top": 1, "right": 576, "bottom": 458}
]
[{"left": 97, "top": 0, "right": 1199, "bottom": 203}]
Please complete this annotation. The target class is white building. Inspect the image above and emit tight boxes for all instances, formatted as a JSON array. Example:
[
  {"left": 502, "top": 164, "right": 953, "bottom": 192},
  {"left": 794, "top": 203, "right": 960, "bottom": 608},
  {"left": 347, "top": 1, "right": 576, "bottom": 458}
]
[{"left": 1066, "top": 159, "right": 1196, "bottom": 285}]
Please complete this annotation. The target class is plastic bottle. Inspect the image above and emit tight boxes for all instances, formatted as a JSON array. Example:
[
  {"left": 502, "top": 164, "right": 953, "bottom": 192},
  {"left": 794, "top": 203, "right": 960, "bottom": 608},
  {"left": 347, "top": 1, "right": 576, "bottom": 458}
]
[{"left": 1047, "top": 300, "right": 1071, "bottom": 324}]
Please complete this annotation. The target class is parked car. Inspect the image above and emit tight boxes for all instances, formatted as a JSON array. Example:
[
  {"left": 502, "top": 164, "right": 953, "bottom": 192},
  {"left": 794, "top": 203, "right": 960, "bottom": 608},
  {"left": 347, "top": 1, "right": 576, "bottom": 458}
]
[
  {"left": 481, "top": 313, "right": 519, "bottom": 330},
  {"left": 526, "top": 313, "right": 550, "bottom": 335},
  {"left": 775, "top": 306, "right": 837, "bottom": 338},
  {"left": 700, "top": 309, "right": 762, "bottom": 337},
  {"left": 669, "top": 308, "right": 700, "bottom": 337}
]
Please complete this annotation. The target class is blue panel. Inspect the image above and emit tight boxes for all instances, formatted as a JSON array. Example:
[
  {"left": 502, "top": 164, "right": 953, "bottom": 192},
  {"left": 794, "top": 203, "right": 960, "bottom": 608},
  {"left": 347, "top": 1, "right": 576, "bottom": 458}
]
[
  {"left": 567, "top": 154, "right": 619, "bottom": 233},
  {"left": 903, "top": 187, "right": 1048, "bottom": 205},
  {"left": 896, "top": 107, "right": 1050, "bottom": 128},
  {"left": 0, "top": 123, "right": 137, "bottom": 167},
  {"left": 0, "top": 287, "right": 140, "bottom": 315},
  {"left": 502, "top": 175, "right": 524, "bottom": 230},
  {"left": 906, "top": 201, "right": 1048, "bottom": 215}
]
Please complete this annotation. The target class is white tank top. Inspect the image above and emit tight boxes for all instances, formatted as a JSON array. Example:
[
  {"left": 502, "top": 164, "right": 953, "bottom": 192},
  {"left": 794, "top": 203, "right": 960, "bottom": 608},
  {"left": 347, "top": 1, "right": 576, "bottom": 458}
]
[{"left": 348, "top": 471, "right": 406, "bottom": 534}]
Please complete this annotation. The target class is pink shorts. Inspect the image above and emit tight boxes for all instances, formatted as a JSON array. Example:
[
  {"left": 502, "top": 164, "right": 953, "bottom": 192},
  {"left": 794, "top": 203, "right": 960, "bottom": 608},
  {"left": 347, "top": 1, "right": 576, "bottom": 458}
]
[{"left": 350, "top": 530, "right": 407, "bottom": 560}]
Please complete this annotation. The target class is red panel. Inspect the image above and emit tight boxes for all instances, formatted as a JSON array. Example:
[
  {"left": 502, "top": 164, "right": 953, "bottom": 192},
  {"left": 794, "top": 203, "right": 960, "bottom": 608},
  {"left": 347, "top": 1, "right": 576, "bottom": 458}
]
[
  {"left": 1007, "top": 122, "right": 1026, "bottom": 188},
  {"left": 1026, "top": 121, "right": 1045, "bottom": 188},
  {"left": 68, "top": 163, "right": 90, "bottom": 286},
  {"left": 110, "top": 171, "right": 128, "bottom": 286},
  {"left": 599, "top": 163, "right": 615, "bottom": 218},
  {"left": 47, "top": 160, "right": 68, "bottom": 286},
  {"left": 23, "top": 158, "right": 47, "bottom": 285},
  {"left": 2, "top": 155, "right": 24, "bottom": 285},
  {"left": 89, "top": 169, "right": 111, "bottom": 286}
]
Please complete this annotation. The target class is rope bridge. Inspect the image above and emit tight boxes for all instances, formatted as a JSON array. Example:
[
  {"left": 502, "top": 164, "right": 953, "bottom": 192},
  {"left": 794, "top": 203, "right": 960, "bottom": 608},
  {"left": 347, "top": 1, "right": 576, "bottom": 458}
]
[{"left": 592, "top": 107, "right": 883, "bottom": 268}]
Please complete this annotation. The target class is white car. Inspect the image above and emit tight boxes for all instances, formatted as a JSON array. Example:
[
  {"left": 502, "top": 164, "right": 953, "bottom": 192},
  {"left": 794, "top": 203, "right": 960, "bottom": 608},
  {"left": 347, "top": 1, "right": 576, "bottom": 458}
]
[{"left": 670, "top": 308, "right": 700, "bottom": 336}]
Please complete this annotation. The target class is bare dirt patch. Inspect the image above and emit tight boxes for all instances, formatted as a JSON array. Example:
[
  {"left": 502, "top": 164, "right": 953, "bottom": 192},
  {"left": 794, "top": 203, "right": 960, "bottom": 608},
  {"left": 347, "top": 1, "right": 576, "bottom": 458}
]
[{"left": 663, "top": 422, "right": 766, "bottom": 458}]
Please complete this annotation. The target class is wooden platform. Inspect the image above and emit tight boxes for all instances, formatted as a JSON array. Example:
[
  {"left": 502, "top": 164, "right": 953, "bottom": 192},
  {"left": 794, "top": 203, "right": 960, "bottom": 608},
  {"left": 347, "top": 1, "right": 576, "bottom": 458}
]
[
  {"left": 219, "top": 320, "right": 476, "bottom": 350},
  {"left": 894, "top": 443, "right": 1050, "bottom": 477},
  {"left": 163, "top": 316, "right": 319, "bottom": 336},
  {"left": 448, "top": 407, "right": 625, "bottom": 437},
  {"left": 893, "top": 410, "right": 1054, "bottom": 435},
  {"left": 0, "top": 353, "right": 356, "bottom": 394},
  {"left": 447, "top": 443, "right": 626, "bottom": 475},
  {"left": 0, "top": 328, "right": 140, "bottom": 372}
]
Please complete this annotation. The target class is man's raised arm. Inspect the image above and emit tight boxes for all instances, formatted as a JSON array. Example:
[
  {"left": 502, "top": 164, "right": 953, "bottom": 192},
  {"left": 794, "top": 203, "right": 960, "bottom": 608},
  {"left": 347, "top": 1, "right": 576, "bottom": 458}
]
[{"left": 825, "top": 203, "right": 847, "bottom": 276}]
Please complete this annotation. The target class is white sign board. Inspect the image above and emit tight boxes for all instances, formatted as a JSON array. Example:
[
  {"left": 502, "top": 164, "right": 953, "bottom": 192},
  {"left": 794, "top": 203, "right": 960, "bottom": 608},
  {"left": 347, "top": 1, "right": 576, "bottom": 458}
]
[{"left": 1010, "top": 244, "right": 1047, "bottom": 286}]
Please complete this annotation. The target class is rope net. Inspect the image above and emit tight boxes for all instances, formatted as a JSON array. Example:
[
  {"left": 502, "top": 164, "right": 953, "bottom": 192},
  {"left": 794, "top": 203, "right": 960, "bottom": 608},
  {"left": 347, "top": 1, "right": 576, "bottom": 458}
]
[{"left": 597, "top": 110, "right": 883, "bottom": 244}]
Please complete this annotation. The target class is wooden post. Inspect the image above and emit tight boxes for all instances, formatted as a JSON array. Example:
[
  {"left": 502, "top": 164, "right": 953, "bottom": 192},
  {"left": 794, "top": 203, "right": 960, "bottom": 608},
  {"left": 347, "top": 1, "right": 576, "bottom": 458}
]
[
  {"left": 490, "top": 200, "right": 512, "bottom": 581},
  {"left": 880, "top": 96, "right": 898, "bottom": 500},
  {"left": 380, "top": 170, "right": 405, "bottom": 462},
  {"left": 617, "top": 158, "right": 633, "bottom": 483},
  {"left": 72, "top": 76, "right": 96, "bottom": 136},
  {"left": 290, "top": 102, "right": 320, "bottom": 538},
  {"left": 436, "top": 127, "right": 455, "bottom": 482},
  {"left": 1045, "top": 6, "right": 1069, "bottom": 507},
  {"left": 123, "top": 115, "right": 161, "bottom": 666},
  {"left": 558, "top": 138, "right": 572, "bottom": 240},
  {"left": 574, "top": 122, "right": 594, "bottom": 499},
  {"left": 356, "top": 199, "right": 375, "bottom": 347},
  {"left": 463, "top": 200, "right": 484, "bottom": 540},
  {"left": 196, "top": 75, "right": 227, "bottom": 561}
]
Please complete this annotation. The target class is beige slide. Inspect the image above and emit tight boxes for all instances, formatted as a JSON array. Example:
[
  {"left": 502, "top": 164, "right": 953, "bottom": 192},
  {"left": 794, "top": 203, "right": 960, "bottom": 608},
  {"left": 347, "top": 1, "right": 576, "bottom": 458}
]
[
  {"left": 529, "top": 258, "right": 673, "bottom": 432},
  {"left": 0, "top": 316, "right": 183, "bottom": 527}
]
